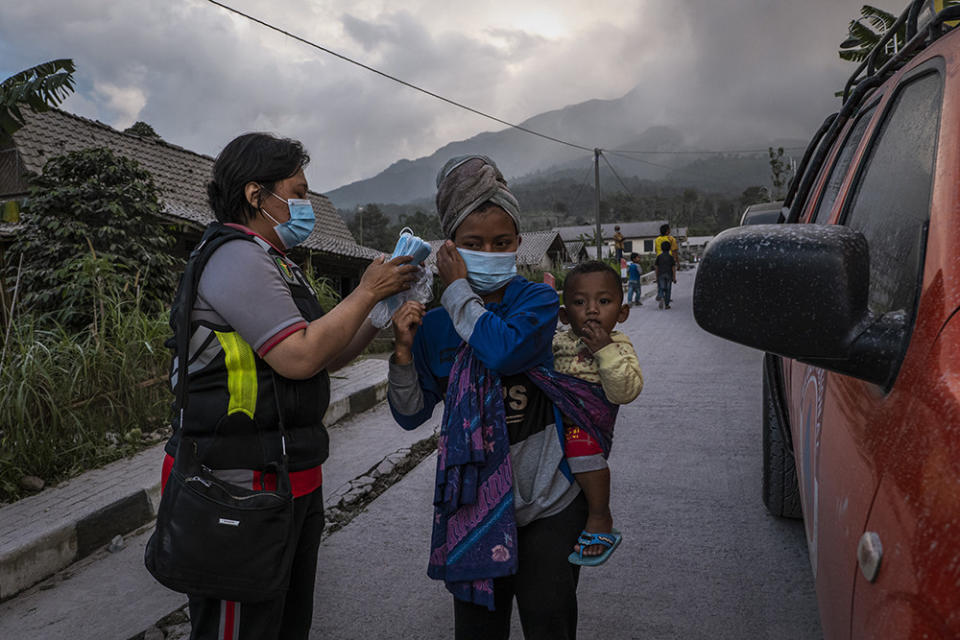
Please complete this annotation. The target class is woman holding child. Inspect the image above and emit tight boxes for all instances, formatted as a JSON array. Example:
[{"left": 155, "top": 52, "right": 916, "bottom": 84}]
[{"left": 388, "top": 155, "right": 640, "bottom": 639}]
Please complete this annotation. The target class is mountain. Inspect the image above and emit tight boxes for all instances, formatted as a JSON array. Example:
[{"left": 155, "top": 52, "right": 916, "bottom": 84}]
[{"left": 324, "top": 87, "right": 807, "bottom": 209}]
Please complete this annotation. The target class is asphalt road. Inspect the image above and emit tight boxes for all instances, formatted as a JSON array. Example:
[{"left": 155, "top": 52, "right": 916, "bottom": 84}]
[{"left": 310, "top": 267, "right": 823, "bottom": 639}]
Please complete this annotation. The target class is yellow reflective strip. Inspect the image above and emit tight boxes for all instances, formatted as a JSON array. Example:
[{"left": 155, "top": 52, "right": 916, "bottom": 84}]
[{"left": 215, "top": 331, "right": 257, "bottom": 418}]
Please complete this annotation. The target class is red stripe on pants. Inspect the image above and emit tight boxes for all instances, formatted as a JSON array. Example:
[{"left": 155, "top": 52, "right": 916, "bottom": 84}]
[{"left": 222, "top": 600, "right": 237, "bottom": 640}]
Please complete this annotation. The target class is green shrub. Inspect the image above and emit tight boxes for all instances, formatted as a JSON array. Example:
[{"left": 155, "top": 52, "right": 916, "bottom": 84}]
[{"left": 10, "top": 147, "right": 181, "bottom": 330}]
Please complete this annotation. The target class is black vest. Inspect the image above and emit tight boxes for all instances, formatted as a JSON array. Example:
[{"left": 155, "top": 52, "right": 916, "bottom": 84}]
[{"left": 163, "top": 223, "right": 330, "bottom": 472}]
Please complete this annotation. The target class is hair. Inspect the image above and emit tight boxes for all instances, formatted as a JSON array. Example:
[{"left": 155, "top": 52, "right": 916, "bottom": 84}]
[
  {"left": 630, "top": 252, "right": 639, "bottom": 261},
  {"left": 563, "top": 260, "right": 622, "bottom": 301},
  {"left": 659, "top": 223, "right": 670, "bottom": 235},
  {"left": 661, "top": 240, "right": 672, "bottom": 252},
  {"left": 615, "top": 225, "right": 620, "bottom": 230},
  {"left": 207, "top": 133, "right": 310, "bottom": 224}
]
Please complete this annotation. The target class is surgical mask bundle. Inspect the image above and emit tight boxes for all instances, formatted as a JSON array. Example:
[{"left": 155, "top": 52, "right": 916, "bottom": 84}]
[
  {"left": 457, "top": 247, "right": 517, "bottom": 294},
  {"left": 368, "top": 228, "right": 434, "bottom": 329},
  {"left": 261, "top": 190, "right": 316, "bottom": 249}
]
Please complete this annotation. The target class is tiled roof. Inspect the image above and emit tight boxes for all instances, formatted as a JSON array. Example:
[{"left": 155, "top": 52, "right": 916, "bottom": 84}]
[
  {"left": 420, "top": 230, "right": 567, "bottom": 268},
  {"left": 6, "top": 109, "right": 376, "bottom": 260},
  {"left": 554, "top": 220, "right": 670, "bottom": 242},
  {"left": 516, "top": 230, "right": 568, "bottom": 265},
  {"left": 564, "top": 240, "right": 586, "bottom": 259}
]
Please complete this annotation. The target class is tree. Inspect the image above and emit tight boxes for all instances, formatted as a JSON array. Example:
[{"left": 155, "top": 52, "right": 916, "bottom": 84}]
[
  {"left": 12, "top": 147, "right": 181, "bottom": 329},
  {"left": 838, "top": 3, "right": 960, "bottom": 67},
  {"left": 394, "top": 209, "right": 441, "bottom": 241},
  {"left": 768, "top": 147, "right": 793, "bottom": 200},
  {"left": 347, "top": 203, "right": 394, "bottom": 252},
  {"left": 0, "top": 59, "right": 75, "bottom": 146},
  {"left": 740, "top": 186, "right": 770, "bottom": 210},
  {"left": 123, "top": 121, "right": 161, "bottom": 140}
]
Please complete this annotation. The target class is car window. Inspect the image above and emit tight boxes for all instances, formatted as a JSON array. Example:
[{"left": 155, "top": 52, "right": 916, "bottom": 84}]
[
  {"left": 841, "top": 71, "right": 942, "bottom": 315},
  {"left": 811, "top": 107, "right": 876, "bottom": 224}
]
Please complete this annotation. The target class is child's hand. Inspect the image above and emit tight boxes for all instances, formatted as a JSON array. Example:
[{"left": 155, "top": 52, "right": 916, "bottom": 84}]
[
  {"left": 392, "top": 300, "right": 426, "bottom": 365},
  {"left": 579, "top": 322, "right": 613, "bottom": 353},
  {"left": 436, "top": 240, "right": 468, "bottom": 286}
]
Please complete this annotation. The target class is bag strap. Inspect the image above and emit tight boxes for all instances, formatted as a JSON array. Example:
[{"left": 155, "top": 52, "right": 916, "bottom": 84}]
[{"left": 171, "top": 224, "right": 291, "bottom": 488}]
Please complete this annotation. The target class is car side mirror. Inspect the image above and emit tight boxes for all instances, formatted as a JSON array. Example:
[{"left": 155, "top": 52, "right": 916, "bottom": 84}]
[{"left": 693, "top": 224, "right": 908, "bottom": 388}]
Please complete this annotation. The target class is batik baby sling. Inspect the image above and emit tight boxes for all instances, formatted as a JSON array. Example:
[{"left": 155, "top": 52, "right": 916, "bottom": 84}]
[{"left": 428, "top": 344, "right": 618, "bottom": 610}]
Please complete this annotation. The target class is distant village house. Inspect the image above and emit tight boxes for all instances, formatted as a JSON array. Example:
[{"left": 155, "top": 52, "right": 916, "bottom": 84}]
[{"left": 554, "top": 221, "right": 688, "bottom": 259}]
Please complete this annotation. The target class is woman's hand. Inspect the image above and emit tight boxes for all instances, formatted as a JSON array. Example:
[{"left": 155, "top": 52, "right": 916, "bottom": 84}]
[
  {"left": 436, "top": 240, "right": 467, "bottom": 286},
  {"left": 359, "top": 255, "right": 419, "bottom": 301},
  {"left": 392, "top": 300, "right": 426, "bottom": 365}
]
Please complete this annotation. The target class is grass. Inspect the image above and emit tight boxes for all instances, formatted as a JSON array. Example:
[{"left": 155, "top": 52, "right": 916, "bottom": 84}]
[
  {"left": 0, "top": 293, "right": 170, "bottom": 504},
  {"left": 0, "top": 268, "right": 350, "bottom": 505}
]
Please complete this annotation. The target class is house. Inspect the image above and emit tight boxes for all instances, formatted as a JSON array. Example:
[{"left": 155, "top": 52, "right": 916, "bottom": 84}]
[
  {"left": 0, "top": 108, "right": 378, "bottom": 300},
  {"left": 684, "top": 235, "right": 714, "bottom": 258},
  {"left": 421, "top": 230, "right": 569, "bottom": 273},
  {"left": 563, "top": 240, "right": 589, "bottom": 263},
  {"left": 515, "top": 230, "right": 570, "bottom": 269},
  {"left": 554, "top": 221, "right": 688, "bottom": 258}
]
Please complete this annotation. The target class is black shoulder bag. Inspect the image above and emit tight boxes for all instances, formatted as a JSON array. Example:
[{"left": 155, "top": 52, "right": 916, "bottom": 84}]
[{"left": 145, "top": 227, "right": 296, "bottom": 603}]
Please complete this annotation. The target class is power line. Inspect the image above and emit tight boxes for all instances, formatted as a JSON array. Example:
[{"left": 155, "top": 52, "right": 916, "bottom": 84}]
[
  {"left": 570, "top": 162, "right": 596, "bottom": 208},
  {"left": 203, "top": 0, "right": 594, "bottom": 153},
  {"left": 613, "top": 146, "right": 806, "bottom": 155},
  {"left": 600, "top": 152, "right": 635, "bottom": 196}
]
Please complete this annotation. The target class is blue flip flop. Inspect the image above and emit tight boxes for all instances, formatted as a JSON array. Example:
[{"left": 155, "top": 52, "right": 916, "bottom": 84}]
[{"left": 568, "top": 529, "right": 622, "bottom": 566}]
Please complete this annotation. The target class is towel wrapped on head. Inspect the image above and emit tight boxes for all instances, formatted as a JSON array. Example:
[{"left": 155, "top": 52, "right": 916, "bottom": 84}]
[{"left": 435, "top": 155, "right": 521, "bottom": 239}]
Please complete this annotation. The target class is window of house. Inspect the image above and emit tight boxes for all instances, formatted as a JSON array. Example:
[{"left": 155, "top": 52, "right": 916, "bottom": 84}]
[
  {"left": 643, "top": 239, "right": 654, "bottom": 253},
  {"left": 840, "top": 70, "right": 942, "bottom": 316}
]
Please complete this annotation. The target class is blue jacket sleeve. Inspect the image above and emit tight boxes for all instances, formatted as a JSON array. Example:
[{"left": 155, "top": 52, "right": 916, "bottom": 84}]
[
  {"left": 387, "top": 310, "right": 452, "bottom": 430},
  {"left": 468, "top": 280, "right": 558, "bottom": 375}
]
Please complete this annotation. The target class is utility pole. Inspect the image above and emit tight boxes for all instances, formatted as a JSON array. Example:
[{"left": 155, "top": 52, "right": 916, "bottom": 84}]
[
  {"left": 594, "top": 148, "right": 602, "bottom": 260},
  {"left": 357, "top": 205, "right": 364, "bottom": 246}
]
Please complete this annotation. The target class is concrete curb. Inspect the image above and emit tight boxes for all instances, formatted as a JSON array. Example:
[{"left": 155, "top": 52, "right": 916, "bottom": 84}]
[{"left": 0, "top": 358, "right": 389, "bottom": 602}]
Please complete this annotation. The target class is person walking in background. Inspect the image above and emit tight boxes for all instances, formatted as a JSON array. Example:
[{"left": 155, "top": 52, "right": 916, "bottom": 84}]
[
  {"left": 613, "top": 225, "right": 625, "bottom": 263},
  {"left": 626, "top": 252, "right": 642, "bottom": 306},
  {"left": 655, "top": 240, "right": 677, "bottom": 309},
  {"left": 654, "top": 223, "right": 679, "bottom": 261}
]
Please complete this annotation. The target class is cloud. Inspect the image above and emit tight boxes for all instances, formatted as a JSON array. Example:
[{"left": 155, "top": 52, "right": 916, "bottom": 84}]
[
  {"left": 0, "top": 0, "right": 912, "bottom": 192},
  {"left": 93, "top": 82, "right": 147, "bottom": 129}
]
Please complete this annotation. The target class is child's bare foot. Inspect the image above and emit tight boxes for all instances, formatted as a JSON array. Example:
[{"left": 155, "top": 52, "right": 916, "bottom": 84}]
[{"left": 574, "top": 512, "right": 614, "bottom": 557}]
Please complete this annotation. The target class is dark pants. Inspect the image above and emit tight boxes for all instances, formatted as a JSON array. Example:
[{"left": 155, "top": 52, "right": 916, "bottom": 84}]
[
  {"left": 187, "top": 487, "right": 325, "bottom": 640},
  {"left": 453, "top": 493, "right": 588, "bottom": 640},
  {"left": 657, "top": 274, "right": 673, "bottom": 306}
]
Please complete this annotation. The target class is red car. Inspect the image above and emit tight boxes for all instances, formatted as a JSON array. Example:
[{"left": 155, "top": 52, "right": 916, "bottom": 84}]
[{"left": 694, "top": 2, "right": 960, "bottom": 638}]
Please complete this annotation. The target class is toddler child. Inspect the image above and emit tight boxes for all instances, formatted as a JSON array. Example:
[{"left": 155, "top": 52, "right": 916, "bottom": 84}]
[{"left": 554, "top": 260, "right": 643, "bottom": 565}]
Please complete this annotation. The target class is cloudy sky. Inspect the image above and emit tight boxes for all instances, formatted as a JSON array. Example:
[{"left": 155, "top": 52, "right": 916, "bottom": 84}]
[{"left": 0, "top": 0, "right": 906, "bottom": 193}]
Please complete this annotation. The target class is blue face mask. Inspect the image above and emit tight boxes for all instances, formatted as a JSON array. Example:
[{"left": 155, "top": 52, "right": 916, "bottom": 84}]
[
  {"left": 457, "top": 248, "right": 517, "bottom": 294},
  {"left": 261, "top": 190, "right": 316, "bottom": 249}
]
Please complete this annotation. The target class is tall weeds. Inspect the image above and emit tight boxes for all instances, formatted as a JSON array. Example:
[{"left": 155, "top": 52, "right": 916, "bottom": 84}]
[{"left": 0, "top": 292, "right": 169, "bottom": 503}]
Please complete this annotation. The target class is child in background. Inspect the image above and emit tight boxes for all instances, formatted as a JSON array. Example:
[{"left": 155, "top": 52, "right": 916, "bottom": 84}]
[
  {"left": 626, "top": 252, "right": 642, "bottom": 306},
  {"left": 554, "top": 260, "right": 643, "bottom": 565}
]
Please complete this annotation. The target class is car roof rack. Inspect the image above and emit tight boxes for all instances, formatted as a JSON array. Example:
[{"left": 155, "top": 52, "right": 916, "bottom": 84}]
[
  {"left": 785, "top": 0, "right": 959, "bottom": 223},
  {"left": 842, "top": 0, "right": 960, "bottom": 104}
]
